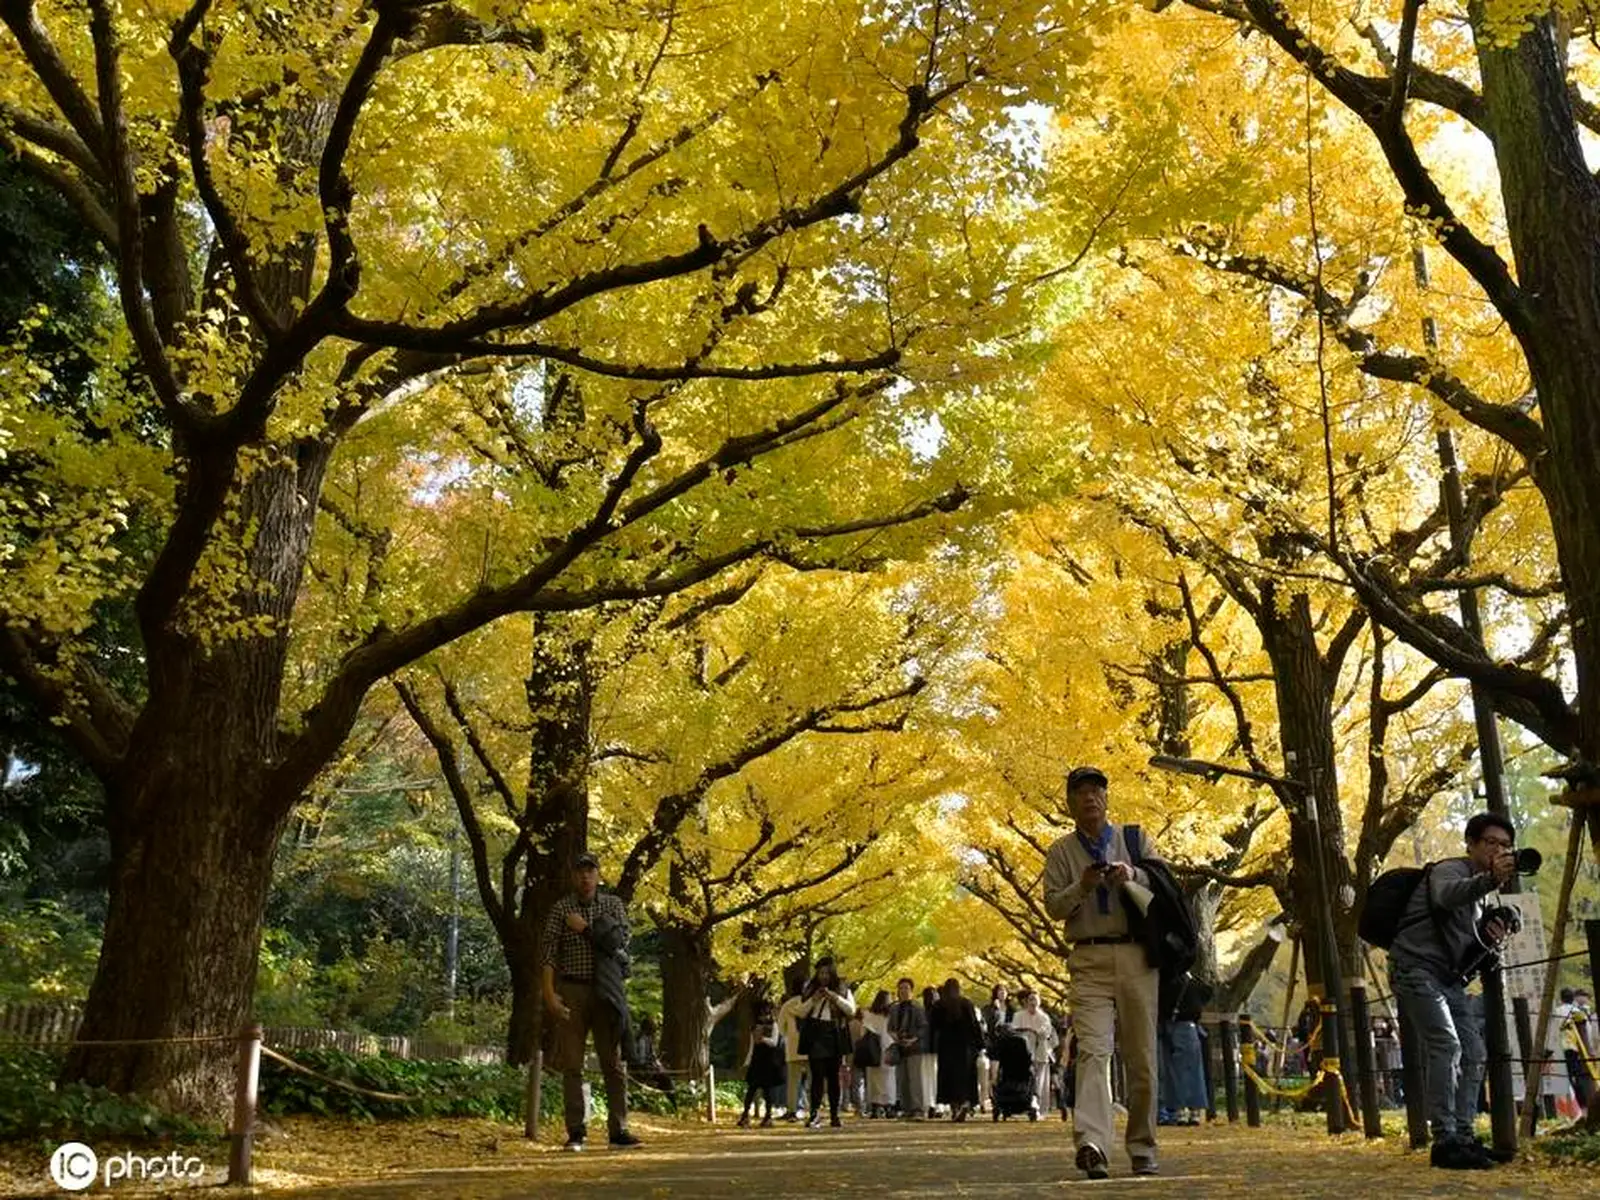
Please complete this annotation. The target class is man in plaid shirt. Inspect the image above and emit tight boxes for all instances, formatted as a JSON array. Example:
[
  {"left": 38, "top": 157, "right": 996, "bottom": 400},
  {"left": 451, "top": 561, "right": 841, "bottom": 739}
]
[{"left": 542, "top": 852, "right": 639, "bottom": 1150}]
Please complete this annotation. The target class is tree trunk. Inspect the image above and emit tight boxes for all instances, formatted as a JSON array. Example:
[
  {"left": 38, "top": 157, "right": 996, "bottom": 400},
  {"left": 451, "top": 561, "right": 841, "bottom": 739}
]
[
  {"left": 505, "top": 928, "right": 545, "bottom": 1068},
  {"left": 64, "top": 452, "right": 327, "bottom": 1116},
  {"left": 1189, "top": 882, "right": 1223, "bottom": 984},
  {"left": 64, "top": 767, "right": 287, "bottom": 1115},
  {"left": 1258, "top": 589, "right": 1358, "bottom": 985},
  {"left": 659, "top": 918, "right": 714, "bottom": 1077},
  {"left": 502, "top": 614, "right": 593, "bottom": 1066},
  {"left": 1476, "top": 17, "right": 1600, "bottom": 770}
]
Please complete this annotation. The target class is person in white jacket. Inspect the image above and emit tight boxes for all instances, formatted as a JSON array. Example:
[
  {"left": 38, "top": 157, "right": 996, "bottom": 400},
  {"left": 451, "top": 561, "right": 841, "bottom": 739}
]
[
  {"left": 860, "top": 989, "right": 899, "bottom": 1116},
  {"left": 798, "top": 957, "right": 857, "bottom": 1127},
  {"left": 1009, "top": 989, "right": 1060, "bottom": 1113}
]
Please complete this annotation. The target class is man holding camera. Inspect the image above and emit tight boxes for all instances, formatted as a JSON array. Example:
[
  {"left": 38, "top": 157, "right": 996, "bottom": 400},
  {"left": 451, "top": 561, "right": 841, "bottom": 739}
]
[
  {"left": 1043, "top": 766, "right": 1160, "bottom": 1180},
  {"left": 1389, "top": 812, "right": 1518, "bottom": 1170}
]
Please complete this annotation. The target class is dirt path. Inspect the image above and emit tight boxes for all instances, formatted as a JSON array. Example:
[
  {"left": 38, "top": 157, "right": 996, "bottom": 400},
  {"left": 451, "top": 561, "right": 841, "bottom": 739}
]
[{"left": 262, "top": 1116, "right": 1583, "bottom": 1198}]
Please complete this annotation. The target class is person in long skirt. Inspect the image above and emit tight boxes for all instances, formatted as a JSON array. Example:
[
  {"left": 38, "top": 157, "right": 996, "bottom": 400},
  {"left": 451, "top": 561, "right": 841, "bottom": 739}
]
[
  {"left": 921, "top": 986, "right": 942, "bottom": 1117},
  {"left": 861, "top": 990, "right": 899, "bottom": 1116},
  {"left": 933, "top": 978, "right": 984, "bottom": 1121},
  {"left": 739, "top": 999, "right": 785, "bottom": 1127}
]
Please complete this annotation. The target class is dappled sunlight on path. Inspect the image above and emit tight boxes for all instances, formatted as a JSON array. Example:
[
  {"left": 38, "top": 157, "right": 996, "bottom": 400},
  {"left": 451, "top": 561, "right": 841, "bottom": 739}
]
[{"left": 257, "top": 1118, "right": 1586, "bottom": 1198}]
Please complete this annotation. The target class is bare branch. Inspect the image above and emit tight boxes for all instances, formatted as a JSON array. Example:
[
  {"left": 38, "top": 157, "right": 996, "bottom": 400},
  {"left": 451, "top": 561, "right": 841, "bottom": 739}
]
[{"left": 394, "top": 680, "right": 509, "bottom": 931}]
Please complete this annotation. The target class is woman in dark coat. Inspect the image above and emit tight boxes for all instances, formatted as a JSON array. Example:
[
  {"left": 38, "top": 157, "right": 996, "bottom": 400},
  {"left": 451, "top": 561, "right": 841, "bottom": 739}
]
[{"left": 933, "top": 978, "right": 984, "bottom": 1121}]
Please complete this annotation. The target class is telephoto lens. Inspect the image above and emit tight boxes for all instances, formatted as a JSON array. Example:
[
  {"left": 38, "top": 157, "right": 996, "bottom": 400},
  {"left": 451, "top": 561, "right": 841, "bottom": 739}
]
[{"left": 1514, "top": 847, "right": 1542, "bottom": 876}]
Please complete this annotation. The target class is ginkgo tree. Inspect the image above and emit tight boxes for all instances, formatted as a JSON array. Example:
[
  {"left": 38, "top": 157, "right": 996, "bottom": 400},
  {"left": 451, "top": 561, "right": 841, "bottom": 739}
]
[
  {"left": 0, "top": 0, "right": 1105, "bottom": 1109},
  {"left": 1139, "top": 0, "right": 1597, "bottom": 789},
  {"left": 394, "top": 562, "right": 951, "bottom": 1068}
]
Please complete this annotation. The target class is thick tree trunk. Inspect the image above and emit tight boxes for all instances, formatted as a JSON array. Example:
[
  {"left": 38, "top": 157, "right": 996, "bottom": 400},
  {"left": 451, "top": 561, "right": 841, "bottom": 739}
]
[
  {"left": 65, "top": 452, "right": 327, "bottom": 1116},
  {"left": 64, "top": 767, "right": 288, "bottom": 1115},
  {"left": 1259, "top": 589, "right": 1358, "bottom": 984},
  {"left": 1476, "top": 17, "right": 1600, "bottom": 771},
  {"left": 659, "top": 919, "right": 714, "bottom": 1077},
  {"left": 505, "top": 928, "right": 545, "bottom": 1068},
  {"left": 501, "top": 614, "right": 593, "bottom": 1066},
  {"left": 1189, "top": 882, "right": 1223, "bottom": 985}
]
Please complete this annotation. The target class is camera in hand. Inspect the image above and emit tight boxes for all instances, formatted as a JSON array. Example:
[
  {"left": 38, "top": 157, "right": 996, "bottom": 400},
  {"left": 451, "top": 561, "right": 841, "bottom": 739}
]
[
  {"left": 1512, "top": 847, "right": 1541, "bottom": 876},
  {"left": 1458, "top": 902, "right": 1524, "bottom": 984}
]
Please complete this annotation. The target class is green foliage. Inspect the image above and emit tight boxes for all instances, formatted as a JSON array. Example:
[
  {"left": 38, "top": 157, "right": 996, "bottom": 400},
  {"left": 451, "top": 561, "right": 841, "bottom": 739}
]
[
  {"left": 259, "top": 1049, "right": 531, "bottom": 1122},
  {"left": 256, "top": 1046, "right": 742, "bottom": 1125},
  {"left": 1536, "top": 1127, "right": 1600, "bottom": 1166},
  {"left": 0, "top": 898, "right": 101, "bottom": 1003},
  {"left": 0, "top": 1050, "right": 212, "bottom": 1145}
]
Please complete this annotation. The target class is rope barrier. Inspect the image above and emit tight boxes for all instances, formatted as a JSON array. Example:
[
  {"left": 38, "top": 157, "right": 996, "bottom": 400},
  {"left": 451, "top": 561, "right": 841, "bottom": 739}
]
[
  {"left": 1240, "top": 1052, "right": 1357, "bottom": 1126},
  {"left": 258, "top": 1045, "right": 420, "bottom": 1102}
]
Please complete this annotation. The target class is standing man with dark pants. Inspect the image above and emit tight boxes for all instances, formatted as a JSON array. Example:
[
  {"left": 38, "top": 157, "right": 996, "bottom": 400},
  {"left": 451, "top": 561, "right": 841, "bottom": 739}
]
[
  {"left": 542, "top": 852, "right": 641, "bottom": 1151},
  {"left": 1388, "top": 812, "right": 1516, "bottom": 1170},
  {"left": 1043, "top": 765, "right": 1161, "bottom": 1180}
]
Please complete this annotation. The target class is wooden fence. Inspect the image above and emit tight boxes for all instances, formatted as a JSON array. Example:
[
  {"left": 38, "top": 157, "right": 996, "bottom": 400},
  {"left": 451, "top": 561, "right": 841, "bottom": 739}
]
[{"left": 0, "top": 1002, "right": 502, "bottom": 1064}]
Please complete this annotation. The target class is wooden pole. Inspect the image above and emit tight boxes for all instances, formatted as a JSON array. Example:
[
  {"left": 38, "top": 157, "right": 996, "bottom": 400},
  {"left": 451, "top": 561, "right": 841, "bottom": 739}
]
[
  {"left": 1521, "top": 802, "right": 1589, "bottom": 1138},
  {"left": 706, "top": 1063, "right": 717, "bottom": 1123},
  {"left": 227, "top": 1023, "right": 262, "bottom": 1186},
  {"left": 1274, "top": 936, "right": 1301, "bottom": 1113},
  {"left": 1218, "top": 1015, "right": 1240, "bottom": 1124},
  {"left": 1239, "top": 1014, "right": 1262, "bottom": 1127},
  {"left": 523, "top": 1049, "right": 543, "bottom": 1140},
  {"left": 1349, "top": 980, "right": 1382, "bottom": 1139}
]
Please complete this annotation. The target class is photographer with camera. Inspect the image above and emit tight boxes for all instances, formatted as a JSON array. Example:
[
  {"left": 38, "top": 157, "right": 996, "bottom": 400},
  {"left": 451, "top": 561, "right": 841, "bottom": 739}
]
[{"left": 1388, "top": 812, "right": 1518, "bottom": 1170}]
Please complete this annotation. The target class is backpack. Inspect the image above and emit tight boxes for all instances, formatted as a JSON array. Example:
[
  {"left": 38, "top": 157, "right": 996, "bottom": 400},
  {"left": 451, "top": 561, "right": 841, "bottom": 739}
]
[
  {"left": 1122, "top": 825, "right": 1200, "bottom": 1019},
  {"left": 1358, "top": 863, "right": 1435, "bottom": 949}
]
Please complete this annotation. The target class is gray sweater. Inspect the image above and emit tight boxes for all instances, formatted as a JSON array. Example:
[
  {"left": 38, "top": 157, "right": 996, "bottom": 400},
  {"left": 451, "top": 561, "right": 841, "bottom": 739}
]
[{"left": 1389, "top": 856, "right": 1500, "bottom": 982}]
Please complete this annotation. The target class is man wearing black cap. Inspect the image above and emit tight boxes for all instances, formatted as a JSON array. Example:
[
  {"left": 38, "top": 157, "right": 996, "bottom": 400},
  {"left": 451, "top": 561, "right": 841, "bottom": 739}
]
[
  {"left": 542, "top": 852, "right": 639, "bottom": 1150},
  {"left": 1043, "top": 766, "right": 1160, "bottom": 1180}
]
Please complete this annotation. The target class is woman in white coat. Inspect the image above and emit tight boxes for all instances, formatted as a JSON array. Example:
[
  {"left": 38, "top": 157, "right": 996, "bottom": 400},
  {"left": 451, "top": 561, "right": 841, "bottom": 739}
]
[
  {"left": 860, "top": 990, "right": 899, "bottom": 1116},
  {"left": 1009, "top": 990, "right": 1060, "bottom": 1113}
]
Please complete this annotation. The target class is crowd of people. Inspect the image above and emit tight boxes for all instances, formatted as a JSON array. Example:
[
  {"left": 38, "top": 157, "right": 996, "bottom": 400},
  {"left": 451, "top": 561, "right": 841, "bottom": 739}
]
[
  {"left": 735, "top": 974, "right": 1072, "bottom": 1128},
  {"left": 541, "top": 766, "right": 1595, "bottom": 1178}
]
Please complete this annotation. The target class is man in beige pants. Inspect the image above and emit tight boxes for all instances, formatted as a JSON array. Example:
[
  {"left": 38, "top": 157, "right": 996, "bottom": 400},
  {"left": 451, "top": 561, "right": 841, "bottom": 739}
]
[{"left": 1043, "top": 765, "right": 1160, "bottom": 1180}]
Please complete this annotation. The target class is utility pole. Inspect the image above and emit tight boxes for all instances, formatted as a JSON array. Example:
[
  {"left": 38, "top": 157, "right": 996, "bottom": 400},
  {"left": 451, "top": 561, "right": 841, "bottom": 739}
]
[
  {"left": 1415, "top": 247, "right": 1519, "bottom": 1159},
  {"left": 445, "top": 825, "right": 461, "bottom": 1021}
]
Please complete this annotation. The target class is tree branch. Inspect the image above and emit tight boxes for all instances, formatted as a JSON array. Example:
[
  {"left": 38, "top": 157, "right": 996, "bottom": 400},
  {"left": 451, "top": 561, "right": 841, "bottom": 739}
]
[
  {"left": 1188, "top": 0, "right": 1535, "bottom": 337},
  {"left": 394, "top": 679, "right": 508, "bottom": 931},
  {"left": 334, "top": 82, "right": 948, "bottom": 352}
]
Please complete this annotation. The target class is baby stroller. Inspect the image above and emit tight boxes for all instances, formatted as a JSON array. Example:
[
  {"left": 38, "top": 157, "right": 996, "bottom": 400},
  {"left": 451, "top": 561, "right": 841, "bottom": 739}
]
[{"left": 989, "top": 1029, "right": 1038, "bottom": 1121}]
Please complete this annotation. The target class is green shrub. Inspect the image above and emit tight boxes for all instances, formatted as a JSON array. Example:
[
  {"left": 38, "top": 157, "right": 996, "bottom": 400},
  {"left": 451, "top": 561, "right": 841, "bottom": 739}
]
[
  {"left": 0, "top": 899, "right": 100, "bottom": 1004},
  {"left": 259, "top": 1048, "right": 536, "bottom": 1122},
  {"left": 0, "top": 1049, "right": 213, "bottom": 1145},
  {"left": 1536, "top": 1127, "right": 1600, "bottom": 1166}
]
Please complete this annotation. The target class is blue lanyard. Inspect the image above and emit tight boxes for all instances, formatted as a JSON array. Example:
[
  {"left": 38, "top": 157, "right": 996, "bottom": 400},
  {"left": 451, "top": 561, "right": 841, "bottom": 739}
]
[{"left": 1077, "top": 827, "right": 1115, "bottom": 914}]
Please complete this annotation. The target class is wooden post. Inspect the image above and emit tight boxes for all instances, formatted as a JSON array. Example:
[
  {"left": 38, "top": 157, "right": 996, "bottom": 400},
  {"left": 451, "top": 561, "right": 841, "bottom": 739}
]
[
  {"left": 1218, "top": 1015, "right": 1240, "bottom": 1124},
  {"left": 1521, "top": 792, "right": 1592, "bottom": 1138},
  {"left": 1349, "top": 980, "right": 1382, "bottom": 1139},
  {"left": 1239, "top": 1014, "right": 1262, "bottom": 1127},
  {"left": 1398, "top": 1003, "right": 1429, "bottom": 1149},
  {"left": 706, "top": 1063, "right": 717, "bottom": 1123},
  {"left": 523, "top": 1049, "right": 543, "bottom": 1140},
  {"left": 1274, "top": 936, "right": 1301, "bottom": 1113},
  {"left": 227, "top": 1023, "right": 262, "bottom": 1186}
]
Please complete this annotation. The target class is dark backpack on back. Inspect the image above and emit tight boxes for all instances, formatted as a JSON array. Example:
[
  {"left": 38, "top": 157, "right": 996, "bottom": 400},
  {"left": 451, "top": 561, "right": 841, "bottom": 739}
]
[
  {"left": 1122, "top": 825, "right": 1200, "bottom": 1019},
  {"left": 1358, "top": 863, "right": 1435, "bottom": 949}
]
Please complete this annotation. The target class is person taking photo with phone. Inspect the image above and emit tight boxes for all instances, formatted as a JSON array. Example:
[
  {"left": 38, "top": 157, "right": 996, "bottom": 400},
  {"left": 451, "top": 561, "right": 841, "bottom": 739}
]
[{"left": 1043, "top": 765, "right": 1161, "bottom": 1181}]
